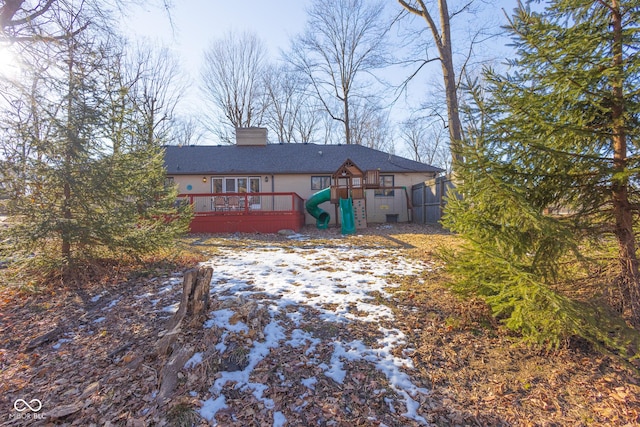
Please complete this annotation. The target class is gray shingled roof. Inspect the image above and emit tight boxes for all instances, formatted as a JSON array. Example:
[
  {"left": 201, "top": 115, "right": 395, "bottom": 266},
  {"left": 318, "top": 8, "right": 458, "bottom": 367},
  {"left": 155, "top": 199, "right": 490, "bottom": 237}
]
[{"left": 164, "top": 143, "right": 443, "bottom": 175}]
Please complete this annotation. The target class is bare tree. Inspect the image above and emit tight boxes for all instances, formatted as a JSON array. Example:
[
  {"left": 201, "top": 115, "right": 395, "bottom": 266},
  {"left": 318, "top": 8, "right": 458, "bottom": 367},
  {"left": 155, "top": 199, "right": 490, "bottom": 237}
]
[
  {"left": 400, "top": 116, "right": 450, "bottom": 171},
  {"left": 262, "top": 63, "right": 320, "bottom": 143},
  {"left": 130, "top": 44, "right": 184, "bottom": 146},
  {"left": 170, "top": 115, "right": 203, "bottom": 146},
  {"left": 200, "top": 30, "right": 267, "bottom": 143},
  {"left": 294, "top": 101, "right": 322, "bottom": 144},
  {"left": 99, "top": 38, "right": 185, "bottom": 153},
  {"left": 285, "top": 0, "right": 390, "bottom": 145},
  {"left": 401, "top": 117, "right": 427, "bottom": 163},
  {"left": 397, "top": 0, "right": 468, "bottom": 164},
  {"left": 350, "top": 100, "right": 391, "bottom": 150},
  {"left": 0, "top": 0, "right": 171, "bottom": 41}
]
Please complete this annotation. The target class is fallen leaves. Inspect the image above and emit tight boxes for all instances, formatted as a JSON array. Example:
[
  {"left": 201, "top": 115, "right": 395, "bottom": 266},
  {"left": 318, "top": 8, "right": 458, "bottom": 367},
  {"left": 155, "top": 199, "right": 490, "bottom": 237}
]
[{"left": 1, "top": 224, "right": 638, "bottom": 426}]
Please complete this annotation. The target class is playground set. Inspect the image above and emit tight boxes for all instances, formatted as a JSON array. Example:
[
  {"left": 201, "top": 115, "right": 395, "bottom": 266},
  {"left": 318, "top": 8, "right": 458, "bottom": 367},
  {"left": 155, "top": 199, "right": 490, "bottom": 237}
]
[
  {"left": 305, "top": 159, "right": 379, "bottom": 234},
  {"left": 177, "top": 158, "right": 411, "bottom": 234}
]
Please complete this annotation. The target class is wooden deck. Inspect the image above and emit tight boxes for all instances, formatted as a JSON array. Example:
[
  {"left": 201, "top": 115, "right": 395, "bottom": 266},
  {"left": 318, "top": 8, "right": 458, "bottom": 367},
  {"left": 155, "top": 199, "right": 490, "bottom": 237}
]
[{"left": 178, "top": 192, "right": 306, "bottom": 233}]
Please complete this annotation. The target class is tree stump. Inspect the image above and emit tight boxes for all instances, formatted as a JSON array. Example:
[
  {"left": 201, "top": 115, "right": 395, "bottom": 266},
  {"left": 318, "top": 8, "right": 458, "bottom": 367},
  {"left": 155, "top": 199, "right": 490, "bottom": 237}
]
[
  {"left": 166, "top": 266, "right": 213, "bottom": 332},
  {"left": 156, "top": 265, "right": 212, "bottom": 404}
]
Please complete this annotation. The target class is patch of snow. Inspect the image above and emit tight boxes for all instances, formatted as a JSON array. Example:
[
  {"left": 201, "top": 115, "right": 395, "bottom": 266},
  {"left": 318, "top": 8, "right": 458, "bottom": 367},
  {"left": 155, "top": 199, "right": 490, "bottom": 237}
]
[
  {"left": 206, "top": 309, "right": 248, "bottom": 333},
  {"left": 202, "top": 246, "right": 427, "bottom": 325},
  {"left": 301, "top": 377, "right": 317, "bottom": 390},
  {"left": 185, "top": 352, "right": 203, "bottom": 369},
  {"left": 92, "top": 317, "right": 106, "bottom": 324},
  {"left": 286, "top": 233, "right": 309, "bottom": 241},
  {"left": 273, "top": 411, "right": 287, "bottom": 426},
  {"left": 324, "top": 341, "right": 363, "bottom": 384},
  {"left": 168, "top": 276, "right": 183, "bottom": 285},
  {"left": 199, "top": 243, "right": 431, "bottom": 425},
  {"left": 134, "top": 292, "right": 153, "bottom": 299},
  {"left": 207, "top": 319, "right": 286, "bottom": 416},
  {"left": 199, "top": 395, "right": 227, "bottom": 423},
  {"left": 90, "top": 293, "right": 104, "bottom": 303},
  {"left": 286, "top": 310, "right": 304, "bottom": 326},
  {"left": 161, "top": 302, "right": 179, "bottom": 313},
  {"left": 286, "top": 329, "right": 320, "bottom": 355},
  {"left": 214, "top": 331, "right": 229, "bottom": 353},
  {"left": 385, "top": 397, "right": 396, "bottom": 413},
  {"left": 102, "top": 298, "right": 120, "bottom": 310},
  {"left": 52, "top": 338, "right": 72, "bottom": 349}
]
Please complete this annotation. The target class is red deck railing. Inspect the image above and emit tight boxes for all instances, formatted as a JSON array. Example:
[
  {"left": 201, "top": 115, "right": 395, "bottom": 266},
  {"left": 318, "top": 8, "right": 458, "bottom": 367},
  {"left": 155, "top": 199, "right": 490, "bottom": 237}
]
[{"left": 177, "top": 192, "right": 306, "bottom": 233}]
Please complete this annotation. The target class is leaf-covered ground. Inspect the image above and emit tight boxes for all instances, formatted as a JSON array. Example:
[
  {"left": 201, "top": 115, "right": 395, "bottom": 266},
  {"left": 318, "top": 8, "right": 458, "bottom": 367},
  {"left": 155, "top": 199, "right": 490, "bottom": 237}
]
[{"left": 0, "top": 224, "right": 638, "bottom": 426}]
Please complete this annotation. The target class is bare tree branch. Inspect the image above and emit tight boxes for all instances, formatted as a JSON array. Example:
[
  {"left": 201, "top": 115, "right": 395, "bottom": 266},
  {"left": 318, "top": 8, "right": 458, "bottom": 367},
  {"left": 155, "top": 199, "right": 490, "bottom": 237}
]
[{"left": 285, "top": 0, "right": 389, "bottom": 145}]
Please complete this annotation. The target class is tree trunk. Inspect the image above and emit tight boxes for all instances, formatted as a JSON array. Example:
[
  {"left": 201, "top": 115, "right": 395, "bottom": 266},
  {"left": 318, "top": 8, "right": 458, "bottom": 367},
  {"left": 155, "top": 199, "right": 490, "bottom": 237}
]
[
  {"left": 157, "top": 266, "right": 213, "bottom": 355},
  {"left": 344, "top": 94, "right": 351, "bottom": 144},
  {"left": 612, "top": 189, "right": 640, "bottom": 323},
  {"left": 61, "top": 181, "right": 72, "bottom": 264},
  {"left": 437, "top": 0, "right": 463, "bottom": 165},
  {"left": 610, "top": 0, "right": 640, "bottom": 325},
  {"left": 62, "top": 40, "right": 75, "bottom": 265},
  {"left": 397, "top": 0, "right": 464, "bottom": 167},
  {"left": 441, "top": 53, "right": 462, "bottom": 163}
]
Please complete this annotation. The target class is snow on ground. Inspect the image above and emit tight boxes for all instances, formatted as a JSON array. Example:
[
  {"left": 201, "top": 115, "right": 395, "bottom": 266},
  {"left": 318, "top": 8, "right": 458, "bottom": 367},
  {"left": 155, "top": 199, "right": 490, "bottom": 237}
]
[{"left": 197, "top": 242, "right": 431, "bottom": 425}]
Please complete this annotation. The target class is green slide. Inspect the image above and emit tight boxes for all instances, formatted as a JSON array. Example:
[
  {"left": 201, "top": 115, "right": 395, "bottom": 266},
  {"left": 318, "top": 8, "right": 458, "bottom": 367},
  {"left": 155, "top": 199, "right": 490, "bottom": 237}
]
[
  {"left": 305, "top": 187, "right": 331, "bottom": 229},
  {"left": 339, "top": 197, "right": 356, "bottom": 235}
]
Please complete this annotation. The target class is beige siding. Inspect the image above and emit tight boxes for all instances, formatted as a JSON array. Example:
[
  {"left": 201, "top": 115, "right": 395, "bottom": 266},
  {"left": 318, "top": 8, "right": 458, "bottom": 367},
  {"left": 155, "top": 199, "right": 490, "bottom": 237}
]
[
  {"left": 171, "top": 175, "right": 214, "bottom": 194},
  {"left": 170, "top": 171, "right": 437, "bottom": 226}
]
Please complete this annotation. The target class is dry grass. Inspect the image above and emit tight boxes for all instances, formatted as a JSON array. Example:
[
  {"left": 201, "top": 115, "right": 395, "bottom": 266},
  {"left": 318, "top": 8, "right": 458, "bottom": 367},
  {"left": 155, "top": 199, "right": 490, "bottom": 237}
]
[
  {"left": 175, "top": 224, "right": 639, "bottom": 425},
  {"left": 368, "top": 228, "right": 640, "bottom": 426},
  {"left": 1, "top": 223, "right": 638, "bottom": 426}
]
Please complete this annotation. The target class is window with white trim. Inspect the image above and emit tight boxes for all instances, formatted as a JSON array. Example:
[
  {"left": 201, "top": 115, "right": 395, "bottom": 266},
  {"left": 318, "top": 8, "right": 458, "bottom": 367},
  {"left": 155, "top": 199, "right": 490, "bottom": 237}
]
[{"left": 311, "top": 176, "right": 331, "bottom": 190}]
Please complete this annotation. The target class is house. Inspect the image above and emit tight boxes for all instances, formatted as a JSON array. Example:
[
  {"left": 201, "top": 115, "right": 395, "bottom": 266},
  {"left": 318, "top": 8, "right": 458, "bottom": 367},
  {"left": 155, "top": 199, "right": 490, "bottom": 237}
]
[{"left": 164, "top": 128, "right": 443, "bottom": 233}]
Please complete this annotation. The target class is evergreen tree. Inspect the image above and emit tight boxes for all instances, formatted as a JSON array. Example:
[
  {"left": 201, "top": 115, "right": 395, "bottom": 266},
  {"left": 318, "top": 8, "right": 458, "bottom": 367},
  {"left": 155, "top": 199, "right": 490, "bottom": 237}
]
[
  {"left": 443, "top": 0, "right": 640, "bottom": 348},
  {"left": 0, "top": 6, "right": 190, "bottom": 271}
]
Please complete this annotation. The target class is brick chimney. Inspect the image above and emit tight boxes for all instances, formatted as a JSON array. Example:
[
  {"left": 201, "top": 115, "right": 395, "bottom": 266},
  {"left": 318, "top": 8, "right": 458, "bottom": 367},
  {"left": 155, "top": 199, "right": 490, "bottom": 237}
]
[{"left": 236, "top": 127, "right": 267, "bottom": 146}]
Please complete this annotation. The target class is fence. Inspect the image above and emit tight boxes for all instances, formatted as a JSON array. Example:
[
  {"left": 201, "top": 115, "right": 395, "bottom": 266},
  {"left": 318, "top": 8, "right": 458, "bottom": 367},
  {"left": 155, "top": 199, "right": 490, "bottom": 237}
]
[{"left": 411, "top": 175, "right": 456, "bottom": 224}]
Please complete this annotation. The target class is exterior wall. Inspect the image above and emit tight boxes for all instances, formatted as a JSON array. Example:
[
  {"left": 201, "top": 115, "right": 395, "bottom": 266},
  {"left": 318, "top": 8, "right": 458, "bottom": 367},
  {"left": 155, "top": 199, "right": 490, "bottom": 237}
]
[
  {"left": 171, "top": 175, "right": 271, "bottom": 195},
  {"left": 270, "top": 174, "right": 333, "bottom": 225},
  {"left": 365, "top": 172, "right": 435, "bottom": 223},
  {"left": 169, "top": 171, "right": 437, "bottom": 226},
  {"left": 170, "top": 175, "right": 216, "bottom": 195}
]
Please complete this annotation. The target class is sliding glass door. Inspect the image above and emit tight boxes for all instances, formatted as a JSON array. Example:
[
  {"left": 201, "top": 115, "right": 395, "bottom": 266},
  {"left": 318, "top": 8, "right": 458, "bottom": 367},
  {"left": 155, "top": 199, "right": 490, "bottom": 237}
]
[{"left": 210, "top": 176, "right": 262, "bottom": 209}]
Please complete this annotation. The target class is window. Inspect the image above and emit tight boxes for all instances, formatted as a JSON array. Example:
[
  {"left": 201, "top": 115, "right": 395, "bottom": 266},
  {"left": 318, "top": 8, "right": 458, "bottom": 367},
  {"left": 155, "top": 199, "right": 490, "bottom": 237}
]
[
  {"left": 212, "top": 178, "right": 223, "bottom": 193},
  {"left": 375, "top": 175, "right": 394, "bottom": 197},
  {"left": 211, "top": 177, "right": 259, "bottom": 194},
  {"left": 164, "top": 176, "right": 175, "bottom": 188},
  {"left": 249, "top": 177, "right": 260, "bottom": 193},
  {"left": 225, "top": 178, "right": 236, "bottom": 193},
  {"left": 237, "top": 178, "right": 247, "bottom": 193},
  {"left": 311, "top": 176, "right": 331, "bottom": 190}
]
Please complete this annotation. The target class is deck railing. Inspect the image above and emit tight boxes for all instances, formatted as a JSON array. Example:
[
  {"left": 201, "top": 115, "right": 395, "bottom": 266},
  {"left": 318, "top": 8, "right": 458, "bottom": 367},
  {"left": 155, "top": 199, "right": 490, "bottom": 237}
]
[{"left": 177, "top": 192, "right": 305, "bottom": 216}]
